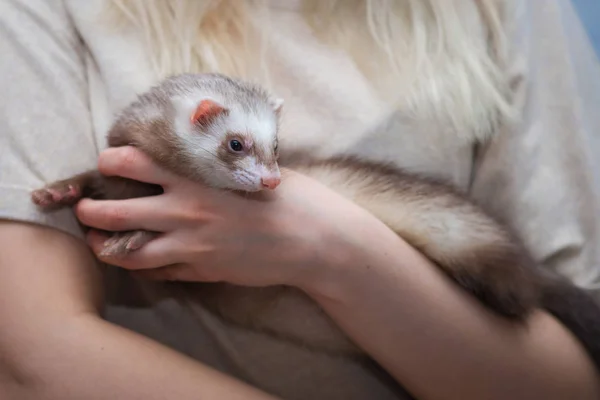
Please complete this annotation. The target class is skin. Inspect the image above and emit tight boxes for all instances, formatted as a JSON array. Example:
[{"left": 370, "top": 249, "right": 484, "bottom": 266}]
[
  {"left": 72, "top": 146, "right": 600, "bottom": 400},
  {"left": 0, "top": 222, "right": 278, "bottom": 400}
]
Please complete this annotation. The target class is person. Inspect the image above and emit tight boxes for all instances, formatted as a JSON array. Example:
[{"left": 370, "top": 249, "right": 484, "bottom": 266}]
[{"left": 1, "top": 0, "right": 599, "bottom": 399}]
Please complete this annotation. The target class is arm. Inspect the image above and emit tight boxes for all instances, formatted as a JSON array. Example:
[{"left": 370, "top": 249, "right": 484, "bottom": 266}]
[
  {"left": 300, "top": 215, "right": 600, "bottom": 400},
  {"left": 309, "top": 2, "right": 600, "bottom": 397},
  {"left": 0, "top": 221, "right": 277, "bottom": 400},
  {"left": 308, "top": 1, "right": 597, "bottom": 398}
]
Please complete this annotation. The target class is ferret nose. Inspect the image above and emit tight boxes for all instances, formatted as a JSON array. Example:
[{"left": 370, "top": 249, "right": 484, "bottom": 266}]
[{"left": 261, "top": 176, "right": 281, "bottom": 190}]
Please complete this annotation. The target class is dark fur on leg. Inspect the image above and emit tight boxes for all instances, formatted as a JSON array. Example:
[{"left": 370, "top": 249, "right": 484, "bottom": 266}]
[
  {"left": 32, "top": 170, "right": 163, "bottom": 204},
  {"left": 32, "top": 169, "right": 163, "bottom": 256},
  {"left": 32, "top": 171, "right": 97, "bottom": 210}
]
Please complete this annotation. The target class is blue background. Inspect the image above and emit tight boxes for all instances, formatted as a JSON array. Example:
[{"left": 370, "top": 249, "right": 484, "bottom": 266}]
[{"left": 572, "top": 0, "right": 600, "bottom": 58}]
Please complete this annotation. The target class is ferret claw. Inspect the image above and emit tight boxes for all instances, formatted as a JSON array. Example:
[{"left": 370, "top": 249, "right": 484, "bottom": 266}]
[{"left": 99, "top": 231, "right": 155, "bottom": 257}]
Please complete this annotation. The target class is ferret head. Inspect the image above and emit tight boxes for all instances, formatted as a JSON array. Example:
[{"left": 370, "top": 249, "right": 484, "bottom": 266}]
[{"left": 171, "top": 91, "right": 283, "bottom": 192}]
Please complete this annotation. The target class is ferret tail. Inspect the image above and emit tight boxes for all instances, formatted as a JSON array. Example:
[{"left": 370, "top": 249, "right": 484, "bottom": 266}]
[{"left": 538, "top": 270, "right": 600, "bottom": 371}]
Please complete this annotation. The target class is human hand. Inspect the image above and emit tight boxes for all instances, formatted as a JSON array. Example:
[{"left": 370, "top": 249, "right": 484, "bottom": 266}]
[{"left": 74, "top": 146, "right": 382, "bottom": 290}]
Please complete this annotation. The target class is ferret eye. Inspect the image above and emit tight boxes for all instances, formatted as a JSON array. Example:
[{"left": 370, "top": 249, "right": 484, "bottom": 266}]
[{"left": 229, "top": 140, "right": 243, "bottom": 152}]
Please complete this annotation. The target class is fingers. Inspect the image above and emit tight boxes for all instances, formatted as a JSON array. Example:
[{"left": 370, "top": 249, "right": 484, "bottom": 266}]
[
  {"left": 87, "top": 229, "right": 181, "bottom": 270},
  {"left": 75, "top": 195, "right": 178, "bottom": 232},
  {"left": 98, "top": 146, "right": 179, "bottom": 187}
]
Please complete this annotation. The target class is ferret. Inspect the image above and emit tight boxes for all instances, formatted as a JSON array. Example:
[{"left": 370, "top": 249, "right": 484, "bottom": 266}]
[{"left": 31, "top": 72, "right": 600, "bottom": 369}]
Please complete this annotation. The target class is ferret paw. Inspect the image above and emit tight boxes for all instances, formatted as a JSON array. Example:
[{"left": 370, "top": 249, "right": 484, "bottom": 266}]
[
  {"left": 100, "top": 231, "right": 156, "bottom": 257},
  {"left": 31, "top": 183, "right": 81, "bottom": 209}
]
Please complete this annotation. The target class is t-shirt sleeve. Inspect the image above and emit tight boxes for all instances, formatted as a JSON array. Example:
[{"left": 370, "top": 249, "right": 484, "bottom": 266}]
[
  {"left": 470, "top": 0, "right": 600, "bottom": 296},
  {"left": 0, "top": 0, "right": 98, "bottom": 240}
]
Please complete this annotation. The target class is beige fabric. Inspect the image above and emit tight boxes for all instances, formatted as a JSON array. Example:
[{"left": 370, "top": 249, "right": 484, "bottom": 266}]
[{"left": 1, "top": 0, "right": 599, "bottom": 399}]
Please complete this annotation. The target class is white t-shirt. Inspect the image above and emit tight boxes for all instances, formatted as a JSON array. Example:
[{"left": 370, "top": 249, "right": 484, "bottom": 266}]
[{"left": 1, "top": 0, "right": 600, "bottom": 398}]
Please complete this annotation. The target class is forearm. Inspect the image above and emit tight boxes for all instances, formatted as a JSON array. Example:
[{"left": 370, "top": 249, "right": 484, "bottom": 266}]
[
  {"left": 303, "top": 218, "right": 600, "bottom": 400},
  {"left": 1, "top": 314, "right": 276, "bottom": 400},
  {"left": 0, "top": 222, "right": 276, "bottom": 400}
]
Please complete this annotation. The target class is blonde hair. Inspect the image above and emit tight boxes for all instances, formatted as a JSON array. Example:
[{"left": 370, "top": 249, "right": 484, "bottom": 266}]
[{"left": 105, "top": 0, "right": 515, "bottom": 141}]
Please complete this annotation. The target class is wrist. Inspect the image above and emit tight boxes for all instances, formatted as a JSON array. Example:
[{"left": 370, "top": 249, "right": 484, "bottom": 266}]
[
  {"left": 276, "top": 171, "right": 414, "bottom": 298},
  {"left": 295, "top": 208, "right": 410, "bottom": 302}
]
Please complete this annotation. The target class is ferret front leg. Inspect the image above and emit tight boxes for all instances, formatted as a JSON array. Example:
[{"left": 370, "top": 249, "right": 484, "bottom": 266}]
[
  {"left": 31, "top": 170, "right": 98, "bottom": 210},
  {"left": 99, "top": 230, "right": 158, "bottom": 257},
  {"left": 33, "top": 169, "right": 163, "bottom": 257},
  {"left": 32, "top": 170, "right": 162, "bottom": 210}
]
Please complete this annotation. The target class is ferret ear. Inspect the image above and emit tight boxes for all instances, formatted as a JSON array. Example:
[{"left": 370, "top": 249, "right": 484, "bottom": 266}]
[
  {"left": 269, "top": 97, "right": 284, "bottom": 115},
  {"left": 191, "top": 99, "right": 228, "bottom": 126}
]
